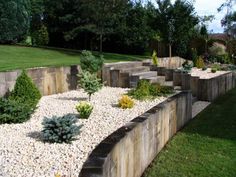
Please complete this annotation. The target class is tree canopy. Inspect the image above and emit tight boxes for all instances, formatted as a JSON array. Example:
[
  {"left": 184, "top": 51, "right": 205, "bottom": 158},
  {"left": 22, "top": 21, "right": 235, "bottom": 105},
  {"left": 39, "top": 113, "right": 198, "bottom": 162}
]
[{"left": 0, "top": 0, "right": 31, "bottom": 43}]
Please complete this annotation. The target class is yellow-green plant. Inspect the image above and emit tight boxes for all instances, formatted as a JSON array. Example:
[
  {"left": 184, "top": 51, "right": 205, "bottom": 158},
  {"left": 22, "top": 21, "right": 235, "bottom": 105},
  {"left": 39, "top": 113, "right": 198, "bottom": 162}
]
[
  {"left": 76, "top": 101, "right": 93, "bottom": 119},
  {"left": 152, "top": 50, "right": 158, "bottom": 66},
  {"left": 196, "top": 57, "right": 205, "bottom": 69},
  {"left": 118, "top": 95, "right": 134, "bottom": 109}
]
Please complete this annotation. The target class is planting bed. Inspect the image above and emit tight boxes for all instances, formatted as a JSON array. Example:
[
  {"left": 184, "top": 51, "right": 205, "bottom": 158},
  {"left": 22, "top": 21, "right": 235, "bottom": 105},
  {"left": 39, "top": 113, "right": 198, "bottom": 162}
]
[
  {"left": 190, "top": 68, "right": 230, "bottom": 79},
  {"left": 0, "top": 87, "right": 170, "bottom": 177}
]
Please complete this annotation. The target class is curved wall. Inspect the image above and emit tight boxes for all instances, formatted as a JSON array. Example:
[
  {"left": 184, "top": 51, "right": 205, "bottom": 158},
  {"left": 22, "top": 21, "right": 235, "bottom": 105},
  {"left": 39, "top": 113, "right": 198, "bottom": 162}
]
[{"left": 79, "top": 91, "right": 192, "bottom": 177}]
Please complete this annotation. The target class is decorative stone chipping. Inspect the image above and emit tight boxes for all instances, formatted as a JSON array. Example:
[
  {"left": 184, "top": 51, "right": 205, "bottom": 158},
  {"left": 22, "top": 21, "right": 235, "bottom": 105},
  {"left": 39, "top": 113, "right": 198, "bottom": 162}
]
[{"left": 79, "top": 91, "right": 192, "bottom": 177}]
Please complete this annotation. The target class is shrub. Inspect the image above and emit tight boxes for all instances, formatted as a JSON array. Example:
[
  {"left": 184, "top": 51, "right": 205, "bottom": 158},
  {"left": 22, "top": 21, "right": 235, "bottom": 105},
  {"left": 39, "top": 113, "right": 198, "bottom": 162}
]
[
  {"left": 196, "top": 57, "right": 205, "bottom": 68},
  {"left": 42, "top": 114, "right": 82, "bottom": 144},
  {"left": 182, "top": 60, "right": 193, "bottom": 73},
  {"left": 128, "top": 80, "right": 152, "bottom": 100},
  {"left": 80, "top": 50, "right": 104, "bottom": 73},
  {"left": 31, "top": 25, "right": 49, "bottom": 46},
  {"left": 209, "top": 42, "right": 226, "bottom": 56},
  {"left": 10, "top": 70, "right": 41, "bottom": 108},
  {"left": 211, "top": 68, "right": 217, "bottom": 73},
  {"left": 128, "top": 80, "right": 173, "bottom": 100},
  {"left": 152, "top": 50, "right": 158, "bottom": 66},
  {"left": 118, "top": 95, "right": 134, "bottom": 109},
  {"left": 0, "top": 98, "right": 33, "bottom": 124},
  {"left": 76, "top": 101, "right": 93, "bottom": 119},
  {"left": 191, "top": 48, "right": 198, "bottom": 67},
  {"left": 78, "top": 71, "right": 103, "bottom": 100},
  {"left": 150, "top": 83, "right": 174, "bottom": 96}
]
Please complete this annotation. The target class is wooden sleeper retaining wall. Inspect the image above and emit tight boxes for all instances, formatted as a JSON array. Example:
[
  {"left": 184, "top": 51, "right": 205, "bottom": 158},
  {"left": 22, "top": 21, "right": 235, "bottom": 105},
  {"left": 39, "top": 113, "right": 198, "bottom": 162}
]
[{"left": 79, "top": 91, "right": 192, "bottom": 177}]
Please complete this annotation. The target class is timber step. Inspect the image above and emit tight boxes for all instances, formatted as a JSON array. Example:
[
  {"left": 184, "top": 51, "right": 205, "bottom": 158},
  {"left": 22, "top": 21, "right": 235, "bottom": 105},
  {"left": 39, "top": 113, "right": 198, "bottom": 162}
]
[
  {"left": 120, "top": 66, "right": 150, "bottom": 74},
  {"left": 144, "top": 76, "right": 166, "bottom": 85},
  {"left": 130, "top": 71, "right": 158, "bottom": 87}
]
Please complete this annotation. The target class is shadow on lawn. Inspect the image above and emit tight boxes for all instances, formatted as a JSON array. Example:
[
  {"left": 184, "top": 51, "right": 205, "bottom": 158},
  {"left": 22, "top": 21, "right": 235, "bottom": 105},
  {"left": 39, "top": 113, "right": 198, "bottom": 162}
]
[{"left": 183, "top": 88, "right": 236, "bottom": 141}]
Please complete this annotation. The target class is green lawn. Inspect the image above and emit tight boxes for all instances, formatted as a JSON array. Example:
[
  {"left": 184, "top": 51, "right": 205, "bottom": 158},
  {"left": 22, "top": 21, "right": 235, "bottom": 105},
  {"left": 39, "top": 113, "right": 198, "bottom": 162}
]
[
  {"left": 0, "top": 45, "right": 148, "bottom": 72},
  {"left": 143, "top": 88, "right": 236, "bottom": 177}
]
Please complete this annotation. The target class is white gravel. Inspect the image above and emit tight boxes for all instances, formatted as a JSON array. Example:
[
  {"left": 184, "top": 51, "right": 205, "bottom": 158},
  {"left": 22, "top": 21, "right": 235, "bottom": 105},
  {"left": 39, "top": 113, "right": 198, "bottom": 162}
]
[
  {"left": 192, "top": 101, "right": 211, "bottom": 118},
  {"left": 190, "top": 68, "right": 230, "bottom": 79},
  {"left": 0, "top": 87, "right": 169, "bottom": 177}
]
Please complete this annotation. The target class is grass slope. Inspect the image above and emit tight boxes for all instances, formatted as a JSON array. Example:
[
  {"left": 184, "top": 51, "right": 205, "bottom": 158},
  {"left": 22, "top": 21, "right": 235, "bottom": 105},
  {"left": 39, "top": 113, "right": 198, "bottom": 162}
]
[
  {"left": 0, "top": 45, "right": 148, "bottom": 71},
  {"left": 144, "top": 88, "right": 236, "bottom": 177}
]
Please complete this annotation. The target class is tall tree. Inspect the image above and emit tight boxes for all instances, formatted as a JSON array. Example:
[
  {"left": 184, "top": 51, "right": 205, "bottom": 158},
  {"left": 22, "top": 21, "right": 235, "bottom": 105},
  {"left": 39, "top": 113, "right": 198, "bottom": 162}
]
[
  {"left": 80, "top": 0, "right": 129, "bottom": 52},
  {"left": 155, "top": 0, "right": 199, "bottom": 58},
  {"left": 0, "top": 0, "right": 31, "bottom": 43},
  {"left": 218, "top": 0, "right": 236, "bottom": 39}
]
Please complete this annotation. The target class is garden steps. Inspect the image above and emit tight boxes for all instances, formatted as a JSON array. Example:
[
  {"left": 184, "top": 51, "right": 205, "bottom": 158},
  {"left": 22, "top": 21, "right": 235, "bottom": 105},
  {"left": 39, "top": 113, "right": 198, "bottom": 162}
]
[
  {"left": 144, "top": 76, "right": 166, "bottom": 85},
  {"left": 108, "top": 61, "right": 143, "bottom": 70},
  {"left": 119, "top": 66, "right": 150, "bottom": 74},
  {"left": 130, "top": 71, "right": 159, "bottom": 87}
]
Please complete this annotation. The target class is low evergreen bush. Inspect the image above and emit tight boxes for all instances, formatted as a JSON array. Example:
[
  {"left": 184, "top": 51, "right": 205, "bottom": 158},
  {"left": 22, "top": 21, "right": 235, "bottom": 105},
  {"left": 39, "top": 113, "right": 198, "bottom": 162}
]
[
  {"left": 10, "top": 70, "right": 41, "bottom": 108},
  {"left": 76, "top": 101, "right": 93, "bottom": 119},
  {"left": 152, "top": 50, "right": 158, "bottom": 66},
  {"left": 78, "top": 71, "right": 103, "bottom": 100},
  {"left": 42, "top": 114, "right": 82, "bottom": 144},
  {"left": 196, "top": 57, "right": 205, "bottom": 68},
  {"left": 0, "top": 98, "right": 33, "bottom": 124},
  {"left": 80, "top": 50, "right": 104, "bottom": 73},
  {"left": 128, "top": 80, "right": 174, "bottom": 100}
]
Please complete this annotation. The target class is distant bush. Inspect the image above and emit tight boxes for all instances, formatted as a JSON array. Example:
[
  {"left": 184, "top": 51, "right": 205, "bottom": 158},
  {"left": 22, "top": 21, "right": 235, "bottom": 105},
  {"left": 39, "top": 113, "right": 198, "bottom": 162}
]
[
  {"left": 128, "top": 80, "right": 173, "bottom": 100},
  {"left": 118, "top": 95, "right": 134, "bottom": 109},
  {"left": 209, "top": 42, "right": 226, "bottom": 56},
  {"left": 31, "top": 25, "right": 49, "bottom": 46},
  {"left": 80, "top": 50, "right": 104, "bottom": 73},
  {"left": 78, "top": 71, "right": 103, "bottom": 100},
  {"left": 76, "top": 101, "right": 93, "bottom": 119},
  {"left": 196, "top": 57, "right": 205, "bottom": 68},
  {"left": 152, "top": 50, "right": 158, "bottom": 66},
  {"left": 0, "top": 98, "right": 33, "bottom": 124},
  {"left": 42, "top": 114, "right": 82, "bottom": 144}
]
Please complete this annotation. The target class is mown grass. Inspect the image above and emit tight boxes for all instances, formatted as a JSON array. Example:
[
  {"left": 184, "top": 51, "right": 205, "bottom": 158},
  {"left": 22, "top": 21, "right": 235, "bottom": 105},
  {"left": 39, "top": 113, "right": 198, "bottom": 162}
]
[
  {"left": 143, "top": 88, "right": 236, "bottom": 177},
  {"left": 0, "top": 45, "right": 148, "bottom": 71}
]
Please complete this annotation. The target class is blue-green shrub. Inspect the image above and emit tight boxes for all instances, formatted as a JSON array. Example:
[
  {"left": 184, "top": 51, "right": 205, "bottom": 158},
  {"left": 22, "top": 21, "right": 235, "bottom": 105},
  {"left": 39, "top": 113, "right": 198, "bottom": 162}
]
[{"left": 42, "top": 114, "right": 82, "bottom": 144}]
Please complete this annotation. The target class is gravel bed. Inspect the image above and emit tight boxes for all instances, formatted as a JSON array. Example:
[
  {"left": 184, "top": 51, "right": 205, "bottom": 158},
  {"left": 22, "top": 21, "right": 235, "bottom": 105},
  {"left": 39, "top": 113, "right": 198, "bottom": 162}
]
[
  {"left": 192, "top": 101, "right": 211, "bottom": 118},
  {"left": 0, "top": 87, "right": 169, "bottom": 177},
  {"left": 190, "top": 68, "right": 230, "bottom": 79}
]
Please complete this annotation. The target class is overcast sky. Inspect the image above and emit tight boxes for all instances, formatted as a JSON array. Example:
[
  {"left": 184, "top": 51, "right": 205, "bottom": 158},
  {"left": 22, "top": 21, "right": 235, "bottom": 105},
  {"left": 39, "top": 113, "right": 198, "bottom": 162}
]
[
  {"left": 193, "top": 0, "right": 227, "bottom": 33},
  {"left": 151, "top": 0, "right": 230, "bottom": 33}
]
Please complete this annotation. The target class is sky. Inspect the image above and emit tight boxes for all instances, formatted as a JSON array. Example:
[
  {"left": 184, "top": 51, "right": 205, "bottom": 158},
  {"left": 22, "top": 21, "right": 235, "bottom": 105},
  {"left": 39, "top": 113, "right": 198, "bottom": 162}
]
[
  {"left": 193, "top": 0, "right": 227, "bottom": 33},
  {"left": 150, "top": 0, "right": 231, "bottom": 33}
]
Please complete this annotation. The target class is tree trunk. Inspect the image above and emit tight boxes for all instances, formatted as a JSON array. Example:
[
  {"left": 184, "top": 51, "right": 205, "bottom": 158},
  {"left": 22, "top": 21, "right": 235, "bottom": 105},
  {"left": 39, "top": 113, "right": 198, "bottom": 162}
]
[
  {"left": 99, "top": 33, "right": 103, "bottom": 53},
  {"left": 169, "top": 44, "right": 172, "bottom": 60}
]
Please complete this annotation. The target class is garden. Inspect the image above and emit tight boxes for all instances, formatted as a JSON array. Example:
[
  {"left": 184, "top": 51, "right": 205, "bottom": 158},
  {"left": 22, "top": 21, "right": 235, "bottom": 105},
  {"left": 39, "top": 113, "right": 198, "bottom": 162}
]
[
  {"left": 0, "top": 51, "right": 175, "bottom": 176},
  {"left": 1, "top": 0, "right": 236, "bottom": 177}
]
